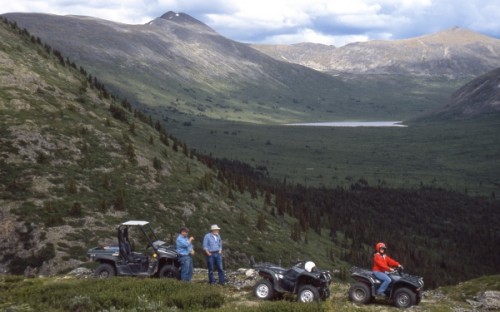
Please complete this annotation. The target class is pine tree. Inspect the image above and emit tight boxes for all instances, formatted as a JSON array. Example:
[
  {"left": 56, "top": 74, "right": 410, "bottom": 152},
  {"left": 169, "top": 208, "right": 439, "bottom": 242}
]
[{"left": 256, "top": 213, "right": 267, "bottom": 231}]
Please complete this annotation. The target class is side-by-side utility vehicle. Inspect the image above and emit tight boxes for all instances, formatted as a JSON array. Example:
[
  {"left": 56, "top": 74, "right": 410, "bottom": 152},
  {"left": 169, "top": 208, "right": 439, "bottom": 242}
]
[{"left": 87, "top": 220, "right": 180, "bottom": 278}]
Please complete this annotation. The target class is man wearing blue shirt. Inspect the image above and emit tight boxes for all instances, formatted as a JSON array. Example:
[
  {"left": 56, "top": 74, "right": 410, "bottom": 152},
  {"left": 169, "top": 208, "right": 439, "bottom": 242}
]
[
  {"left": 202, "top": 224, "right": 225, "bottom": 285},
  {"left": 176, "top": 226, "right": 194, "bottom": 281}
]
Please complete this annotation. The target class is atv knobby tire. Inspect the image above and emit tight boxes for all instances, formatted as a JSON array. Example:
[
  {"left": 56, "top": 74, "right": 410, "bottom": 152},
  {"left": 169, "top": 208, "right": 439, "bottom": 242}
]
[
  {"left": 393, "top": 287, "right": 417, "bottom": 308},
  {"left": 349, "top": 282, "right": 372, "bottom": 304},
  {"left": 297, "top": 285, "right": 320, "bottom": 302},
  {"left": 159, "top": 265, "right": 179, "bottom": 279},
  {"left": 254, "top": 279, "right": 274, "bottom": 300},
  {"left": 95, "top": 263, "right": 116, "bottom": 278}
]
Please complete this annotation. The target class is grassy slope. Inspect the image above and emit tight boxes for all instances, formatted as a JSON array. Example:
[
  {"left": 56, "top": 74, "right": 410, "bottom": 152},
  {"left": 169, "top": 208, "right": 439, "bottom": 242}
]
[
  {"left": 103, "top": 67, "right": 464, "bottom": 124},
  {"left": 0, "top": 19, "right": 339, "bottom": 275}
]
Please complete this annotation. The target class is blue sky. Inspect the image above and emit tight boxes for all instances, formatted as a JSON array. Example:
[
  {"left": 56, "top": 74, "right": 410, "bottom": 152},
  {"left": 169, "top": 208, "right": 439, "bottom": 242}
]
[{"left": 1, "top": 0, "right": 499, "bottom": 46}]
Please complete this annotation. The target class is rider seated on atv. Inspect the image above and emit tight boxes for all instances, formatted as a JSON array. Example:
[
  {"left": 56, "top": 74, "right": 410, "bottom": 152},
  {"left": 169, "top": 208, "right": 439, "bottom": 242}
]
[{"left": 372, "top": 242, "right": 403, "bottom": 296}]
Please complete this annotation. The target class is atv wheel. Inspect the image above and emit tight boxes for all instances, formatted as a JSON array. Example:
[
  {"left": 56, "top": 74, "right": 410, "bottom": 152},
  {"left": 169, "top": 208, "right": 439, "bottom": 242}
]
[
  {"left": 348, "top": 282, "right": 372, "bottom": 304},
  {"left": 95, "top": 263, "right": 116, "bottom": 278},
  {"left": 297, "top": 285, "right": 320, "bottom": 302},
  {"left": 159, "top": 265, "right": 179, "bottom": 279},
  {"left": 393, "top": 287, "right": 417, "bottom": 308},
  {"left": 254, "top": 279, "right": 274, "bottom": 300}
]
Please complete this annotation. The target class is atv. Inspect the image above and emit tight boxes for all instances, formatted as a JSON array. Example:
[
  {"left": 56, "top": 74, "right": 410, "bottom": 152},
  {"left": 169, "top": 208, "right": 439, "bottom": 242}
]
[
  {"left": 87, "top": 220, "right": 180, "bottom": 279},
  {"left": 348, "top": 266, "right": 424, "bottom": 308},
  {"left": 253, "top": 260, "right": 332, "bottom": 302}
]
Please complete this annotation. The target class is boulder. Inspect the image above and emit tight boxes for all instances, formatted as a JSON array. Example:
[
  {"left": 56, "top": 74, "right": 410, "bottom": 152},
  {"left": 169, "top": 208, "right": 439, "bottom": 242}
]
[{"left": 477, "top": 291, "right": 500, "bottom": 310}]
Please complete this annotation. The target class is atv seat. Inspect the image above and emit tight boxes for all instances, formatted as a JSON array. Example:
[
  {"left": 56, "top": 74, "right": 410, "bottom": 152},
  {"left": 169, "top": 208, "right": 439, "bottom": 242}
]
[
  {"left": 121, "top": 241, "right": 147, "bottom": 264},
  {"left": 266, "top": 264, "right": 288, "bottom": 275},
  {"left": 284, "top": 267, "right": 305, "bottom": 280},
  {"left": 350, "top": 266, "right": 381, "bottom": 284}
]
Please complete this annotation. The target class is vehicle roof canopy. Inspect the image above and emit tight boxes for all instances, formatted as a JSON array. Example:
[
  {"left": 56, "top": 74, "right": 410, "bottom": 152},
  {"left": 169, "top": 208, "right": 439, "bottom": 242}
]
[{"left": 120, "top": 220, "right": 149, "bottom": 226}]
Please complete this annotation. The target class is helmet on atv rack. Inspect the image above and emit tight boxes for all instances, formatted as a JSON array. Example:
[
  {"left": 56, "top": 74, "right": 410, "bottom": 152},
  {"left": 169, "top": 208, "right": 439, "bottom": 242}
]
[
  {"left": 305, "top": 261, "right": 316, "bottom": 272},
  {"left": 375, "top": 242, "right": 387, "bottom": 252}
]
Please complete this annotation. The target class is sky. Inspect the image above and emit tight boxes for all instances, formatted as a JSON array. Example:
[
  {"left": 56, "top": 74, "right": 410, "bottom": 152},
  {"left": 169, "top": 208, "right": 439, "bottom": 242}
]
[{"left": 1, "top": 0, "right": 499, "bottom": 47}]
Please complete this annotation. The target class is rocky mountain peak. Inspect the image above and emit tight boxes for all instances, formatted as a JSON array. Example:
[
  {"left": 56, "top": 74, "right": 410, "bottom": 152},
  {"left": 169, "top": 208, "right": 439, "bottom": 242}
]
[
  {"left": 410, "top": 26, "right": 497, "bottom": 46},
  {"left": 159, "top": 11, "right": 209, "bottom": 28}
]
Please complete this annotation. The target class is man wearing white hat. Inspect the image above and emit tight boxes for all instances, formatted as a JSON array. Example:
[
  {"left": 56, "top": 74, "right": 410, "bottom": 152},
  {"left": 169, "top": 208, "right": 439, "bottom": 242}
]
[{"left": 202, "top": 224, "right": 225, "bottom": 285}]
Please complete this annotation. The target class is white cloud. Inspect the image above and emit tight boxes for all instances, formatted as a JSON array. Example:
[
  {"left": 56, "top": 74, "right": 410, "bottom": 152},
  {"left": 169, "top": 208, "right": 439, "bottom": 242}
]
[
  {"left": 262, "top": 28, "right": 369, "bottom": 46},
  {"left": 1, "top": 0, "right": 499, "bottom": 45}
]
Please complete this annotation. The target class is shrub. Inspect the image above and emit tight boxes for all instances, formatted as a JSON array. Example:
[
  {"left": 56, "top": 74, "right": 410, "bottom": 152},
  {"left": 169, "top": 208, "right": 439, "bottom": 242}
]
[
  {"left": 1, "top": 277, "right": 225, "bottom": 311},
  {"left": 7, "top": 243, "right": 55, "bottom": 275},
  {"left": 169, "top": 287, "right": 224, "bottom": 310},
  {"left": 216, "top": 301, "right": 326, "bottom": 312},
  {"left": 68, "top": 202, "right": 83, "bottom": 217},
  {"left": 109, "top": 104, "right": 128, "bottom": 122}
]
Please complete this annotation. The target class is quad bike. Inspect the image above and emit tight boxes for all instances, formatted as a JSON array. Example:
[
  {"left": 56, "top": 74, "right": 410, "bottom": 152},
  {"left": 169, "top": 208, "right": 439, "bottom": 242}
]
[
  {"left": 87, "top": 220, "right": 180, "bottom": 278},
  {"left": 348, "top": 266, "right": 424, "bottom": 308},
  {"left": 253, "top": 260, "right": 332, "bottom": 302}
]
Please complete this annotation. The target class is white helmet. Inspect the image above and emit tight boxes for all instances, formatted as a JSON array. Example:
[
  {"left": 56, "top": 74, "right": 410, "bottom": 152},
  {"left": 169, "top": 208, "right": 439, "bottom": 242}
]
[{"left": 304, "top": 261, "right": 316, "bottom": 272}]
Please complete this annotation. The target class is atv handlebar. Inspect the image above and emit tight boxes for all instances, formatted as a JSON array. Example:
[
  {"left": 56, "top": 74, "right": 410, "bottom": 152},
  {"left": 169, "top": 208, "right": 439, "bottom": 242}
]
[{"left": 388, "top": 265, "right": 404, "bottom": 275}]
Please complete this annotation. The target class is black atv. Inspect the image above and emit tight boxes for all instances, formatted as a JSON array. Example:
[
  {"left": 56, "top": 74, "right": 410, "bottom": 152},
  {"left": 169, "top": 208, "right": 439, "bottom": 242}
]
[
  {"left": 348, "top": 266, "right": 424, "bottom": 308},
  {"left": 87, "top": 220, "right": 180, "bottom": 279},
  {"left": 253, "top": 261, "right": 332, "bottom": 302}
]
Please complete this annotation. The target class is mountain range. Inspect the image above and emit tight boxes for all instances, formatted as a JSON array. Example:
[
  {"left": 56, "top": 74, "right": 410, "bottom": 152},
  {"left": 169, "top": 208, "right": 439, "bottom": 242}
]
[
  {"left": 4, "top": 11, "right": 500, "bottom": 122},
  {"left": 251, "top": 27, "right": 500, "bottom": 77}
]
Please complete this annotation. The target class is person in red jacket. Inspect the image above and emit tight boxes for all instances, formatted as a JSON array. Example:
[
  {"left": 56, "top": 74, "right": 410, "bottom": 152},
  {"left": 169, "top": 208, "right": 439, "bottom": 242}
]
[{"left": 372, "top": 242, "right": 402, "bottom": 296}]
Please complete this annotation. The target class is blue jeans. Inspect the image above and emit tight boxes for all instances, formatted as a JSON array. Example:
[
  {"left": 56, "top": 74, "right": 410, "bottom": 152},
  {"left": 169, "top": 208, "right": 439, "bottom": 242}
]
[
  {"left": 179, "top": 255, "right": 193, "bottom": 281},
  {"left": 374, "top": 271, "right": 391, "bottom": 295},
  {"left": 206, "top": 252, "right": 225, "bottom": 285}
]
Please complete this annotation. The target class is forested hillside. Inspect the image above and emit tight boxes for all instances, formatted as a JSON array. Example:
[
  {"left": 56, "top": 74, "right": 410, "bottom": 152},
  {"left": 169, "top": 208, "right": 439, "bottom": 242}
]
[{"left": 202, "top": 158, "right": 500, "bottom": 288}]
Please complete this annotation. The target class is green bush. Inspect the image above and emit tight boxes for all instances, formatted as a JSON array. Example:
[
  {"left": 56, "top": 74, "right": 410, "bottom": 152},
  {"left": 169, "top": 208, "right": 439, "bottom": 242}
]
[
  {"left": 7, "top": 243, "right": 55, "bottom": 275},
  {"left": 216, "top": 301, "right": 327, "bottom": 312},
  {"left": 1, "top": 277, "right": 224, "bottom": 311},
  {"left": 169, "top": 289, "right": 224, "bottom": 310}
]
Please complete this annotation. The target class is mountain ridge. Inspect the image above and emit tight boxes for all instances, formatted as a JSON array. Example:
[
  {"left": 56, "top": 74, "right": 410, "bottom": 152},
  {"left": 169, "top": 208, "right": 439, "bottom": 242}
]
[
  {"left": 251, "top": 27, "right": 500, "bottom": 77},
  {"left": 417, "top": 66, "right": 500, "bottom": 120},
  {"left": 4, "top": 11, "right": 365, "bottom": 123}
]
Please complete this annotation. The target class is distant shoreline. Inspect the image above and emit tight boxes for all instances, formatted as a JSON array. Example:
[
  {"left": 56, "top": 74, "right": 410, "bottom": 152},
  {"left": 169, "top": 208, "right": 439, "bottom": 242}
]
[{"left": 284, "top": 121, "right": 407, "bottom": 127}]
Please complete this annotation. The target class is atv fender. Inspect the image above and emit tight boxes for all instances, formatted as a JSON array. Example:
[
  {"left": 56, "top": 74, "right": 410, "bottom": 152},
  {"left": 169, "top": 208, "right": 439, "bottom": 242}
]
[
  {"left": 392, "top": 279, "right": 421, "bottom": 290},
  {"left": 92, "top": 254, "right": 119, "bottom": 263},
  {"left": 257, "top": 269, "right": 287, "bottom": 293},
  {"left": 295, "top": 274, "right": 317, "bottom": 292}
]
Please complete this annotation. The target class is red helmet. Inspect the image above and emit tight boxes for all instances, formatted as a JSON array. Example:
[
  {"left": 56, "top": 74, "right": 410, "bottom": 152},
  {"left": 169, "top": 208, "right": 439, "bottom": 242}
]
[{"left": 376, "top": 242, "right": 387, "bottom": 252}]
